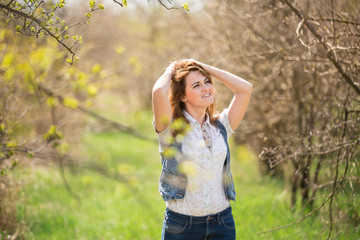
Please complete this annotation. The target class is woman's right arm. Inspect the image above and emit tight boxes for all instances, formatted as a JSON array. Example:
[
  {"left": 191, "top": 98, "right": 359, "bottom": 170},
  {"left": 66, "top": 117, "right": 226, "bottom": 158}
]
[{"left": 152, "top": 64, "right": 173, "bottom": 133}]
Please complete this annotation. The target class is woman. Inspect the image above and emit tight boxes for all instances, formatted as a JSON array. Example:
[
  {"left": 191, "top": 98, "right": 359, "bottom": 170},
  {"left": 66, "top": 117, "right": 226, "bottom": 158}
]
[{"left": 152, "top": 59, "right": 252, "bottom": 240}]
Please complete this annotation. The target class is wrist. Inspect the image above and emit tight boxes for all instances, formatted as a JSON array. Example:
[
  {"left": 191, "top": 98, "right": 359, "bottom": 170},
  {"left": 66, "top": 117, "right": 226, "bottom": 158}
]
[
  {"left": 165, "top": 63, "right": 175, "bottom": 74},
  {"left": 202, "top": 63, "right": 212, "bottom": 73}
]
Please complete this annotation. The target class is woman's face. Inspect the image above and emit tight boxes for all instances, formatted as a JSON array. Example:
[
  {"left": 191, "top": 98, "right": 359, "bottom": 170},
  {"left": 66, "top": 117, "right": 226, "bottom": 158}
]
[{"left": 183, "top": 71, "right": 215, "bottom": 110}]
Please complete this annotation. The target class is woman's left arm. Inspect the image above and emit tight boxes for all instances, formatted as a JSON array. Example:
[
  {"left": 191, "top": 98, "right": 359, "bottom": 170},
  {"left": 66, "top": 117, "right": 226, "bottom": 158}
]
[{"left": 202, "top": 63, "right": 253, "bottom": 130}]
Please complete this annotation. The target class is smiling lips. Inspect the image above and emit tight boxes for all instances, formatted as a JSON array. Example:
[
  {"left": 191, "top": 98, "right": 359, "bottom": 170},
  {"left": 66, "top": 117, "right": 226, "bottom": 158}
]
[{"left": 202, "top": 93, "right": 212, "bottom": 98}]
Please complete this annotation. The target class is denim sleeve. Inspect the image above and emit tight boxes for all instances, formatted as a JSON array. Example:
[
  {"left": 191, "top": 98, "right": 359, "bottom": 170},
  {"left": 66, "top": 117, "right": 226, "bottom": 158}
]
[
  {"left": 152, "top": 120, "right": 172, "bottom": 152},
  {"left": 217, "top": 109, "right": 235, "bottom": 140}
]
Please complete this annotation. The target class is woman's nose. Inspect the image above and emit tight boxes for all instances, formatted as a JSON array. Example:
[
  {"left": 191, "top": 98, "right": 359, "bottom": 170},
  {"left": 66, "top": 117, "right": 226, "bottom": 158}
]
[
  {"left": 202, "top": 85, "right": 212, "bottom": 92},
  {"left": 202, "top": 84, "right": 211, "bottom": 91}
]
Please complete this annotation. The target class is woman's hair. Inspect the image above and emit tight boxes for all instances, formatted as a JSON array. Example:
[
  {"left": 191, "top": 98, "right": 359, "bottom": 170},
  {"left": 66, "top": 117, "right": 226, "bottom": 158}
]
[{"left": 169, "top": 59, "right": 218, "bottom": 131}]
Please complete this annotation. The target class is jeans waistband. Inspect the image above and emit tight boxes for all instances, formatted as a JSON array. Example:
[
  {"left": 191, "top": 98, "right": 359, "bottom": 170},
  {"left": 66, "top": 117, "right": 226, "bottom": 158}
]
[{"left": 164, "top": 206, "right": 232, "bottom": 224}]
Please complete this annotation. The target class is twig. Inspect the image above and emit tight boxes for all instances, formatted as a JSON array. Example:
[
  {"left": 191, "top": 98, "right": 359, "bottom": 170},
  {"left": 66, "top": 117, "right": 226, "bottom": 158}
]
[
  {"left": 112, "top": 0, "right": 124, "bottom": 7},
  {"left": 36, "top": 83, "right": 157, "bottom": 143},
  {"left": 327, "top": 86, "right": 351, "bottom": 240},
  {"left": 58, "top": 154, "right": 81, "bottom": 203},
  {"left": 0, "top": 3, "right": 76, "bottom": 61},
  {"left": 281, "top": 0, "right": 360, "bottom": 95},
  {"left": 262, "top": 138, "right": 360, "bottom": 169},
  {"left": 258, "top": 145, "right": 352, "bottom": 235},
  {"left": 157, "top": 0, "right": 178, "bottom": 10},
  {"left": 296, "top": 18, "right": 311, "bottom": 49},
  {"left": 307, "top": 17, "right": 360, "bottom": 26},
  {"left": 330, "top": 0, "right": 336, "bottom": 46}
]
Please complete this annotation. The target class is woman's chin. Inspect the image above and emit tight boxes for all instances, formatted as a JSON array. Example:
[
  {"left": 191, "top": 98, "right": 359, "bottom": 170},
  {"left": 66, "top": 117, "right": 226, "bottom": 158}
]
[
  {"left": 205, "top": 97, "right": 214, "bottom": 104},
  {"left": 203, "top": 99, "right": 214, "bottom": 107}
]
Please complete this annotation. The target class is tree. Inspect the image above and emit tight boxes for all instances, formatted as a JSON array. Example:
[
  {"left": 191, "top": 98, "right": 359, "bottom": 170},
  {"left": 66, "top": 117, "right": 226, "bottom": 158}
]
[
  {"left": 171, "top": 0, "right": 359, "bottom": 237},
  {"left": 0, "top": 0, "right": 187, "bottom": 237}
]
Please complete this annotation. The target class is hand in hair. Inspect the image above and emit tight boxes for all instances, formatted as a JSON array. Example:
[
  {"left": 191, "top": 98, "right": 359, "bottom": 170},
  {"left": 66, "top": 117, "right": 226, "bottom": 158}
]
[{"left": 165, "top": 62, "right": 176, "bottom": 74}]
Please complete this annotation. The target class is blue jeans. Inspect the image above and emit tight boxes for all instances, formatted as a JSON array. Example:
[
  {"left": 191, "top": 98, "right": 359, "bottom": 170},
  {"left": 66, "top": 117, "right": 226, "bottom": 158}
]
[{"left": 161, "top": 206, "right": 236, "bottom": 240}]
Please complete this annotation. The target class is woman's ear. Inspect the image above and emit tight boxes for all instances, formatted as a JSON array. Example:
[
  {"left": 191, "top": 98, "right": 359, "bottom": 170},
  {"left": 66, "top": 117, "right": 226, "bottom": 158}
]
[{"left": 181, "top": 98, "right": 187, "bottom": 102}]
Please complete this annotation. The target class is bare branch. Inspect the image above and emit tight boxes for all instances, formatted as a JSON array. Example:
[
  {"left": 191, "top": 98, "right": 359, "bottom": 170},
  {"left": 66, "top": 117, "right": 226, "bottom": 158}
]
[
  {"left": 36, "top": 83, "right": 157, "bottom": 143},
  {"left": 296, "top": 18, "right": 311, "bottom": 49},
  {"left": 0, "top": 2, "right": 76, "bottom": 60},
  {"left": 112, "top": 0, "right": 124, "bottom": 7},
  {"left": 307, "top": 17, "right": 360, "bottom": 26},
  {"left": 258, "top": 142, "right": 354, "bottom": 235},
  {"left": 281, "top": 0, "right": 360, "bottom": 95},
  {"left": 157, "top": 0, "right": 179, "bottom": 10}
]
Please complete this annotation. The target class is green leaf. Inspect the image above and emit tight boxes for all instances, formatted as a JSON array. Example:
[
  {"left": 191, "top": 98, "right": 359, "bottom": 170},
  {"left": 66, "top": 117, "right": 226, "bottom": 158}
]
[
  {"left": 89, "top": 0, "right": 96, "bottom": 8},
  {"left": 163, "top": 147, "right": 177, "bottom": 158},
  {"left": 116, "top": 46, "right": 125, "bottom": 54},
  {"left": 5, "top": 150, "right": 14, "bottom": 158},
  {"left": 43, "top": 125, "right": 63, "bottom": 142},
  {"left": 12, "top": 160, "right": 18, "bottom": 167},
  {"left": 30, "top": 47, "right": 53, "bottom": 70},
  {"left": 6, "top": 142, "right": 17, "bottom": 148},
  {"left": 0, "top": 169, "right": 7, "bottom": 176},
  {"left": 46, "top": 96, "right": 59, "bottom": 107},
  {"left": 63, "top": 97, "right": 79, "bottom": 109},
  {"left": 91, "top": 64, "right": 102, "bottom": 74},
  {"left": 182, "top": 2, "right": 190, "bottom": 11},
  {"left": 4, "top": 68, "right": 15, "bottom": 82},
  {"left": 1, "top": 52, "right": 14, "bottom": 68},
  {"left": 27, "top": 152, "right": 34, "bottom": 159},
  {"left": 57, "top": 142, "right": 69, "bottom": 155},
  {"left": 86, "top": 84, "right": 98, "bottom": 97},
  {"left": 58, "top": 0, "right": 65, "bottom": 8},
  {"left": 170, "top": 118, "right": 190, "bottom": 133},
  {"left": 129, "top": 56, "right": 142, "bottom": 76}
]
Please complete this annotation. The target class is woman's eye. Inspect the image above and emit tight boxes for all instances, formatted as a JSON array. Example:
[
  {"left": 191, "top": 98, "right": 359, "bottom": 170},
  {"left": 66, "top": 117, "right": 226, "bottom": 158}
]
[
  {"left": 205, "top": 79, "right": 211, "bottom": 84},
  {"left": 193, "top": 84, "right": 199, "bottom": 88}
]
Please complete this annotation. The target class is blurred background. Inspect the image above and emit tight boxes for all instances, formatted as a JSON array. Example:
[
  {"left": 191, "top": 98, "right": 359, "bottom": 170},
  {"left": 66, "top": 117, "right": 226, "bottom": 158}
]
[{"left": 0, "top": 0, "right": 359, "bottom": 239}]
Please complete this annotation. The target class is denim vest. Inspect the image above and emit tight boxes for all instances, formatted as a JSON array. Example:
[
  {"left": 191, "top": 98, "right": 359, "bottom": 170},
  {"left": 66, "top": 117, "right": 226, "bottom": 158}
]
[{"left": 159, "top": 120, "right": 236, "bottom": 202}]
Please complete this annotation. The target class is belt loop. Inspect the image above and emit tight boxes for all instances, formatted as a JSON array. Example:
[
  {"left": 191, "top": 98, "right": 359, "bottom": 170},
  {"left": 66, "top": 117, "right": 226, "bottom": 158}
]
[
  {"left": 217, "top": 213, "right": 221, "bottom": 225},
  {"left": 189, "top": 216, "right": 192, "bottom": 229},
  {"left": 164, "top": 212, "right": 168, "bottom": 221}
]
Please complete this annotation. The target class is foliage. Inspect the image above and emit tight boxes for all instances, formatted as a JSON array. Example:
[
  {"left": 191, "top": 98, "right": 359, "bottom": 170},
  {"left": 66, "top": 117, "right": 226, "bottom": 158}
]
[
  {"left": 0, "top": 21, "right": 107, "bottom": 235},
  {"left": 0, "top": 0, "right": 106, "bottom": 64},
  {"left": 0, "top": 0, "right": 358, "bottom": 238},
  {"left": 0, "top": 1, "right": 189, "bottom": 237}
]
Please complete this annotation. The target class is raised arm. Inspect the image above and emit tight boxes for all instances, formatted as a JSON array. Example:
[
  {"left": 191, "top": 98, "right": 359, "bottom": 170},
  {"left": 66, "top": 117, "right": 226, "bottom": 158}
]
[
  {"left": 152, "top": 64, "right": 174, "bottom": 133},
  {"left": 201, "top": 61, "right": 253, "bottom": 130}
]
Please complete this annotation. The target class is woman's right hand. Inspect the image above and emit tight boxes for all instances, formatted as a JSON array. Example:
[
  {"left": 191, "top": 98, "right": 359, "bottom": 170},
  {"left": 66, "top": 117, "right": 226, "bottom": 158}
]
[{"left": 165, "top": 62, "right": 176, "bottom": 75}]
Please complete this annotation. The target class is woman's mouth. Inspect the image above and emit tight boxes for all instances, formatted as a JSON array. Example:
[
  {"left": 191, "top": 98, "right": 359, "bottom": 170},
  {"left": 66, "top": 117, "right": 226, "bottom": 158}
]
[{"left": 202, "top": 93, "right": 211, "bottom": 98}]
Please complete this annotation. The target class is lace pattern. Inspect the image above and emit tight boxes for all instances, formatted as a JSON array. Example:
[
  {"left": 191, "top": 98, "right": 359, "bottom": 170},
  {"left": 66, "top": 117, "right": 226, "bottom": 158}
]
[{"left": 154, "top": 109, "right": 235, "bottom": 216}]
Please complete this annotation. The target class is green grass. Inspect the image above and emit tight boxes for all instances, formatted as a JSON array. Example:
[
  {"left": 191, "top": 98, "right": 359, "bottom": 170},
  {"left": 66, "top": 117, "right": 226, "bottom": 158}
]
[{"left": 10, "top": 112, "right": 360, "bottom": 239}]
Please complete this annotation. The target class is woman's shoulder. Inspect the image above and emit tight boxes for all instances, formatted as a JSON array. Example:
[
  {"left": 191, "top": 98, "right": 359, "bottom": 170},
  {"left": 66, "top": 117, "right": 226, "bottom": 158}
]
[
  {"left": 214, "top": 109, "right": 235, "bottom": 137},
  {"left": 213, "top": 108, "right": 228, "bottom": 123}
]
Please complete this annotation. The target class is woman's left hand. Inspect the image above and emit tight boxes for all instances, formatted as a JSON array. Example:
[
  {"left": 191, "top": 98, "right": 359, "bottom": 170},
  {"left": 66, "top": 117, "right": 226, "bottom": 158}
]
[{"left": 187, "top": 59, "right": 210, "bottom": 72}]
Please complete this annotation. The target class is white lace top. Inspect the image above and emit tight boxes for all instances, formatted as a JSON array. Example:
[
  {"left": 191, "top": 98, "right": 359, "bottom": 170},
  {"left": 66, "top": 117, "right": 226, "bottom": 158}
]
[{"left": 153, "top": 109, "right": 235, "bottom": 216}]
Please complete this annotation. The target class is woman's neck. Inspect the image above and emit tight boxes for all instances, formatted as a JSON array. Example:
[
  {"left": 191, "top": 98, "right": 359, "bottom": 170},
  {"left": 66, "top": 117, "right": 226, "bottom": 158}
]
[{"left": 185, "top": 106, "right": 206, "bottom": 126}]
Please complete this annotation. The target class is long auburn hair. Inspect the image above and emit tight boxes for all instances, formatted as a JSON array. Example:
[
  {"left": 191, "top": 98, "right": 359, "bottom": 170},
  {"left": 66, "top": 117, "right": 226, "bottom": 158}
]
[{"left": 169, "top": 60, "right": 218, "bottom": 132}]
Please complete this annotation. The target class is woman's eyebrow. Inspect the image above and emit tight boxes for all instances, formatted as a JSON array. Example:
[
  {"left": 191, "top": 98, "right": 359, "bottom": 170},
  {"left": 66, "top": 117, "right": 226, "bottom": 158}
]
[
  {"left": 191, "top": 81, "right": 199, "bottom": 87},
  {"left": 191, "top": 78, "right": 208, "bottom": 87}
]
